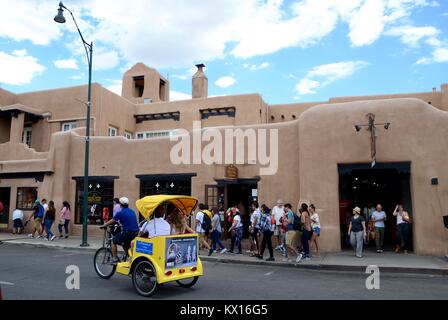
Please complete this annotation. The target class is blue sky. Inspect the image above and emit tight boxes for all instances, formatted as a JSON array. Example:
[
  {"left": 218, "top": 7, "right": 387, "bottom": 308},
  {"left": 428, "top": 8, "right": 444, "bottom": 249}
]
[{"left": 0, "top": 0, "right": 447, "bottom": 105}]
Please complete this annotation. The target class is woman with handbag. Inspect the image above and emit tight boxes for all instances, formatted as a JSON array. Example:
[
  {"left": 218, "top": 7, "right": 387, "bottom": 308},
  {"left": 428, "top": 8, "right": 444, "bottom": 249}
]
[
  {"left": 58, "top": 201, "right": 71, "bottom": 239},
  {"left": 393, "top": 204, "right": 411, "bottom": 254}
]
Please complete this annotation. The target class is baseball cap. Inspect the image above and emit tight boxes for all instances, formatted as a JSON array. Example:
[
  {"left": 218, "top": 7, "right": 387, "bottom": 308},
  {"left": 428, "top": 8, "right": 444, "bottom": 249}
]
[{"left": 119, "top": 197, "right": 129, "bottom": 205}]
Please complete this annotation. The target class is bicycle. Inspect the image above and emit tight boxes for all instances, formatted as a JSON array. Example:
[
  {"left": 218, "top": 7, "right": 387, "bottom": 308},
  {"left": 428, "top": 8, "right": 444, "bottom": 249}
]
[{"left": 93, "top": 224, "right": 129, "bottom": 279}]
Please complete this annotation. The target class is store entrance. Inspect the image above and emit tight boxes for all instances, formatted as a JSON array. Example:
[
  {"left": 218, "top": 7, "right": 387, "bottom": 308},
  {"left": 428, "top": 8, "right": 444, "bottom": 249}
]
[
  {"left": 0, "top": 187, "right": 11, "bottom": 229},
  {"left": 338, "top": 162, "right": 413, "bottom": 251}
]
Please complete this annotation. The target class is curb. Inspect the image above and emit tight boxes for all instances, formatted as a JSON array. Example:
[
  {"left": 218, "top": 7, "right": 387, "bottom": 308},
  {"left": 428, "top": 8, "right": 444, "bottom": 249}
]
[
  {"left": 200, "top": 256, "right": 448, "bottom": 276},
  {"left": 3, "top": 240, "right": 447, "bottom": 276}
]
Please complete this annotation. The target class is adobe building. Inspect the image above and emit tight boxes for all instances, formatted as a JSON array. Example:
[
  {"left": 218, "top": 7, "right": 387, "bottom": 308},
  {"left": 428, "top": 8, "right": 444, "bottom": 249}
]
[{"left": 0, "top": 62, "right": 447, "bottom": 256}]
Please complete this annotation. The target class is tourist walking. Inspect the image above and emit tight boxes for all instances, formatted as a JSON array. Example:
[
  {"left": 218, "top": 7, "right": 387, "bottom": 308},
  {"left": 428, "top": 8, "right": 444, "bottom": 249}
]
[
  {"left": 12, "top": 208, "right": 24, "bottom": 234},
  {"left": 43, "top": 201, "right": 56, "bottom": 241},
  {"left": 26, "top": 200, "right": 45, "bottom": 239},
  {"left": 371, "top": 204, "right": 387, "bottom": 253},
  {"left": 228, "top": 209, "right": 243, "bottom": 254},
  {"left": 297, "top": 203, "right": 312, "bottom": 262},
  {"left": 283, "top": 203, "right": 300, "bottom": 262},
  {"left": 272, "top": 199, "right": 285, "bottom": 253},
  {"left": 348, "top": 207, "right": 366, "bottom": 258},
  {"left": 58, "top": 201, "right": 71, "bottom": 238},
  {"left": 309, "top": 204, "right": 321, "bottom": 257},
  {"left": 258, "top": 205, "right": 275, "bottom": 261},
  {"left": 195, "top": 204, "right": 211, "bottom": 251},
  {"left": 209, "top": 207, "right": 227, "bottom": 256},
  {"left": 249, "top": 201, "right": 262, "bottom": 256},
  {"left": 393, "top": 204, "right": 411, "bottom": 254}
]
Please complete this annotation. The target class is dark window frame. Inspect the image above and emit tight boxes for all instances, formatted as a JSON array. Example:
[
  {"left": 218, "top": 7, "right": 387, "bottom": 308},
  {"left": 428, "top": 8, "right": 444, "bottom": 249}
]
[{"left": 16, "top": 187, "right": 38, "bottom": 210}]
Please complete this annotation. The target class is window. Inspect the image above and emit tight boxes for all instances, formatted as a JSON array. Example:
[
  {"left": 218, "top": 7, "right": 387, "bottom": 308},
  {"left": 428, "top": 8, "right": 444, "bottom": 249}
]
[
  {"left": 133, "top": 76, "right": 145, "bottom": 98},
  {"left": 16, "top": 187, "right": 37, "bottom": 210},
  {"left": 159, "top": 79, "right": 167, "bottom": 101},
  {"left": 143, "top": 98, "right": 153, "bottom": 104},
  {"left": 75, "top": 178, "right": 115, "bottom": 225},
  {"left": 123, "top": 131, "right": 132, "bottom": 139},
  {"left": 108, "top": 126, "right": 118, "bottom": 137},
  {"left": 135, "top": 130, "right": 177, "bottom": 140},
  {"left": 62, "top": 122, "right": 76, "bottom": 131},
  {"left": 22, "top": 126, "right": 32, "bottom": 147}
]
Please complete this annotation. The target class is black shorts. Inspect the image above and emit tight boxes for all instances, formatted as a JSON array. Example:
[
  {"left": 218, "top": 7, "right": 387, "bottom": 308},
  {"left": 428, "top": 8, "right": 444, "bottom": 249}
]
[
  {"left": 251, "top": 228, "right": 260, "bottom": 238},
  {"left": 113, "top": 230, "right": 138, "bottom": 246},
  {"left": 13, "top": 218, "right": 23, "bottom": 228}
]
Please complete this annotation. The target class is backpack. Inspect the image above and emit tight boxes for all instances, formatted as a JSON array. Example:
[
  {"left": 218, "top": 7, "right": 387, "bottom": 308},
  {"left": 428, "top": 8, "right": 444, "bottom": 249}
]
[
  {"left": 293, "top": 212, "right": 302, "bottom": 231},
  {"left": 201, "top": 211, "right": 212, "bottom": 233}
]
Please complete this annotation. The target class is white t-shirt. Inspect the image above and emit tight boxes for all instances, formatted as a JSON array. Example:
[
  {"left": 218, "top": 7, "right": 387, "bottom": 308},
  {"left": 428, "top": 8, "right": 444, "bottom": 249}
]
[
  {"left": 13, "top": 209, "right": 24, "bottom": 220},
  {"left": 272, "top": 206, "right": 284, "bottom": 226},
  {"left": 141, "top": 218, "right": 171, "bottom": 238},
  {"left": 196, "top": 211, "right": 205, "bottom": 233},
  {"left": 251, "top": 209, "right": 261, "bottom": 228},
  {"left": 43, "top": 203, "right": 49, "bottom": 212},
  {"left": 371, "top": 211, "right": 387, "bottom": 228},
  {"left": 233, "top": 214, "right": 242, "bottom": 228},
  {"left": 311, "top": 213, "right": 320, "bottom": 229}
]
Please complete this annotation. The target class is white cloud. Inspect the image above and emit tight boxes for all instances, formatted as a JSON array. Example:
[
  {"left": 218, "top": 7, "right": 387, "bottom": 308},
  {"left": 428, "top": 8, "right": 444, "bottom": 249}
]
[
  {"left": 0, "top": 0, "right": 62, "bottom": 45},
  {"left": 215, "top": 76, "right": 236, "bottom": 88},
  {"left": 93, "top": 49, "right": 120, "bottom": 71},
  {"left": 295, "top": 61, "right": 368, "bottom": 95},
  {"left": 0, "top": 50, "right": 45, "bottom": 85},
  {"left": 170, "top": 90, "right": 192, "bottom": 101},
  {"left": 54, "top": 58, "right": 78, "bottom": 70},
  {"left": 433, "top": 48, "right": 448, "bottom": 62},
  {"left": 244, "top": 62, "right": 270, "bottom": 71},
  {"left": 106, "top": 80, "right": 122, "bottom": 96},
  {"left": 171, "top": 67, "right": 200, "bottom": 80},
  {"left": 348, "top": 0, "right": 385, "bottom": 47},
  {"left": 386, "top": 25, "right": 440, "bottom": 47},
  {"left": 70, "top": 75, "right": 83, "bottom": 80}
]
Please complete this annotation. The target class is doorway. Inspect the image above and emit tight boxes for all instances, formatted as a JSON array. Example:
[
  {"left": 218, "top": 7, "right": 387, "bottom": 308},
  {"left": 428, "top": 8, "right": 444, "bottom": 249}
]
[
  {"left": 0, "top": 187, "right": 11, "bottom": 229},
  {"left": 213, "top": 179, "right": 258, "bottom": 238},
  {"left": 338, "top": 162, "right": 413, "bottom": 251}
]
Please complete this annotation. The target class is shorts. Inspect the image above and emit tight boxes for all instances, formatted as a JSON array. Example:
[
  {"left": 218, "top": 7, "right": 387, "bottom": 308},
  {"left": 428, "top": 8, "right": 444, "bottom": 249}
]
[
  {"left": 34, "top": 218, "right": 43, "bottom": 229},
  {"left": 113, "top": 230, "right": 138, "bottom": 246},
  {"left": 313, "top": 227, "right": 321, "bottom": 236},
  {"left": 285, "top": 230, "right": 297, "bottom": 246},
  {"left": 13, "top": 218, "right": 23, "bottom": 229},
  {"left": 273, "top": 225, "right": 282, "bottom": 236},
  {"left": 250, "top": 227, "right": 260, "bottom": 238},
  {"left": 198, "top": 232, "right": 208, "bottom": 242}
]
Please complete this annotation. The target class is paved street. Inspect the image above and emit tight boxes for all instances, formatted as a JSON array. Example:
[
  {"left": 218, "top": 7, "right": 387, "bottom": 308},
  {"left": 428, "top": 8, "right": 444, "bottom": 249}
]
[{"left": 0, "top": 244, "right": 447, "bottom": 300}]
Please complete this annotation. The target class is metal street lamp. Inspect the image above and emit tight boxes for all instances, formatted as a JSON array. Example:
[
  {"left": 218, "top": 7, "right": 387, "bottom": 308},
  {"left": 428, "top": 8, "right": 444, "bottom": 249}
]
[{"left": 54, "top": 1, "right": 93, "bottom": 247}]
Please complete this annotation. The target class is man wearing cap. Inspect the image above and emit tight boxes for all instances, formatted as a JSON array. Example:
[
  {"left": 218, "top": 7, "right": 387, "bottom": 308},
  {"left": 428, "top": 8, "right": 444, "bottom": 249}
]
[
  {"left": 26, "top": 200, "right": 45, "bottom": 239},
  {"left": 100, "top": 197, "right": 139, "bottom": 263}
]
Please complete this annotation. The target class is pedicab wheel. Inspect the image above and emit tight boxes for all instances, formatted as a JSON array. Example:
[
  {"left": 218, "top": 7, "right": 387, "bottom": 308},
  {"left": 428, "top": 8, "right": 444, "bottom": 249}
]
[
  {"left": 94, "top": 248, "right": 116, "bottom": 279},
  {"left": 176, "top": 276, "right": 199, "bottom": 288},
  {"left": 132, "top": 260, "right": 157, "bottom": 297}
]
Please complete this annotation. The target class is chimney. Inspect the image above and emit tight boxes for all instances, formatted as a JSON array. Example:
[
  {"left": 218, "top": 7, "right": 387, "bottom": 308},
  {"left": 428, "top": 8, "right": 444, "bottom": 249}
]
[{"left": 192, "top": 64, "right": 208, "bottom": 99}]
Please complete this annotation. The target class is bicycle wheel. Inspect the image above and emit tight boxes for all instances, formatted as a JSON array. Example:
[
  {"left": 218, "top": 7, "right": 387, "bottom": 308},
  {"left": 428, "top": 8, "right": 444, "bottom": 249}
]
[
  {"left": 132, "top": 260, "right": 157, "bottom": 297},
  {"left": 176, "top": 276, "right": 199, "bottom": 288},
  {"left": 94, "top": 247, "right": 116, "bottom": 279}
]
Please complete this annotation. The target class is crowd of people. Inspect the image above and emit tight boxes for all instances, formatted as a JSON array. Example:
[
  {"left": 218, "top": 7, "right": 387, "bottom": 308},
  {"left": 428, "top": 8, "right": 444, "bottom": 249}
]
[{"left": 348, "top": 203, "right": 412, "bottom": 258}]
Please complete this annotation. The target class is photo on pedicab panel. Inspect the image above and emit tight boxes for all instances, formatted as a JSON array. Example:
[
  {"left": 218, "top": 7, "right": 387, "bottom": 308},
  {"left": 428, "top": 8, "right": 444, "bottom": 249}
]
[{"left": 0, "top": 0, "right": 447, "bottom": 311}]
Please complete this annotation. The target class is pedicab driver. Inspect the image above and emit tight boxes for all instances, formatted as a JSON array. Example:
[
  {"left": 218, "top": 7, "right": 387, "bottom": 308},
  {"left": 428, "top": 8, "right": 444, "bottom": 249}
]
[{"left": 100, "top": 197, "right": 139, "bottom": 263}]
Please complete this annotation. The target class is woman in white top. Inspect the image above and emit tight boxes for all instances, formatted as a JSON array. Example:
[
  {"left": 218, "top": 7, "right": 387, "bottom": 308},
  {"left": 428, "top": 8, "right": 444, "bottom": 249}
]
[
  {"left": 309, "top": 204, "right": 321, "bottom": 256},
  {"left": 228, "top": 211, "right": 243, "bottom": 254},
  {"left": 393, "top": 204, "right": 411, "bottom": 254}
]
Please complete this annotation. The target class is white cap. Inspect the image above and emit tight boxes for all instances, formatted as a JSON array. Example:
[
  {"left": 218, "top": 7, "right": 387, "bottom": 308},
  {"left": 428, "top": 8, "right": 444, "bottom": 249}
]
[{"left": 119, "top": 197, "right": 129, "bottom": 205}]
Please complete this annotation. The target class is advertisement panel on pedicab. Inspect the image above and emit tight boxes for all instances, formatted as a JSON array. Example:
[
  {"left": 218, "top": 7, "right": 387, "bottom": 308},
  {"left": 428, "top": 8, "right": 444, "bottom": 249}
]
[{"left": 165, "top": 236, "right": 198, "bottom": 269}]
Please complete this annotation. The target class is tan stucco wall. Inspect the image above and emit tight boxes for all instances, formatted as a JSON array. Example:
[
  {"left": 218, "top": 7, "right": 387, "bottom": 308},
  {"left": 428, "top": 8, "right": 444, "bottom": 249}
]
[
  {"left": 0, "top": 88, "right": 17, "bottom": 106},
  {"left": 298, "top": 98, "right": 448, "bottom": 255}
]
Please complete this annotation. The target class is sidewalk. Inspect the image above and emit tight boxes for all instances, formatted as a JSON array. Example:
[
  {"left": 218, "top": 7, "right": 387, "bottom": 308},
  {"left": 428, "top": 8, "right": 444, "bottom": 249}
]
[{"left": 1, "top": 233, "right": 447, "bottom": 275}]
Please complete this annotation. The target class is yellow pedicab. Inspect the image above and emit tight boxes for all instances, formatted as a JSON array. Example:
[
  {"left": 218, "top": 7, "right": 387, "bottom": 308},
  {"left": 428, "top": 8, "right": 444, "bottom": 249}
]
[{"left": 93, "top": 195, "right": 204, "bottom": 297}]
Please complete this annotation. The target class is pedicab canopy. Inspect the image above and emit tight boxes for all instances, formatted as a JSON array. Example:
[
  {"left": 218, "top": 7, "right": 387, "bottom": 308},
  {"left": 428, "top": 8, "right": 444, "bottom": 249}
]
[{"left": 136, "top": 195, "right": 199, "bottom": 220}]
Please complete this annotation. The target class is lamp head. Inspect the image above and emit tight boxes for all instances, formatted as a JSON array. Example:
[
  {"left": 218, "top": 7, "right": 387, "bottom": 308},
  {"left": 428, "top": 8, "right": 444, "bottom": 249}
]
[
  {"left": 54, "top": 2, "right": 66, "bottom": 24},
  {"left": 355, "top": 125, "right": 362, "bottom": 132},
  {"left": 384, "top": 122, "right": 390, "bottom": 130}
]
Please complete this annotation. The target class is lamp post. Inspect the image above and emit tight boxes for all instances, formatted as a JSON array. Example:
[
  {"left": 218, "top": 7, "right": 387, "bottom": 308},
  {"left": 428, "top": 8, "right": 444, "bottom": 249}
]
[
  {"left": 54, "top": 1, "right": 92, "bottom": 247},
  {"left": 354, "top": 113, "right": 391, "bottom": 168}
]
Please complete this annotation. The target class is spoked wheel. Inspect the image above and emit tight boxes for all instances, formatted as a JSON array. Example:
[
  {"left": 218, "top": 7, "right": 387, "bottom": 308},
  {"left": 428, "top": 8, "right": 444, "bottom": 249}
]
[
  {"left": 94, "top": 248, "right": 116, "bottom": 279},
  {"left": 176, "top": 276, "right": 199, "bottom": 288},
  {"left": 132, "top": 260, "right": 157, "bottom": 297}
]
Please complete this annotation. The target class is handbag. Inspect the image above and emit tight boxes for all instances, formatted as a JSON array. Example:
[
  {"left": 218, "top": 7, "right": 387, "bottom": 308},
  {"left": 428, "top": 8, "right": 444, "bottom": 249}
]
[{"left": 59, "top": 218, "right": 65, "bottom": 225}]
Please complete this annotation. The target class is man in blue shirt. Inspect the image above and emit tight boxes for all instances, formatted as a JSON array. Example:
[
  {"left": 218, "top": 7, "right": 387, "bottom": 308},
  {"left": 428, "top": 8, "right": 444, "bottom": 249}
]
[
  {"left": 26, "top": 200, "right": 45, "bottom": 239},
  {"left": 100, "top": 197, "right": 139, "bottom": 262}
]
